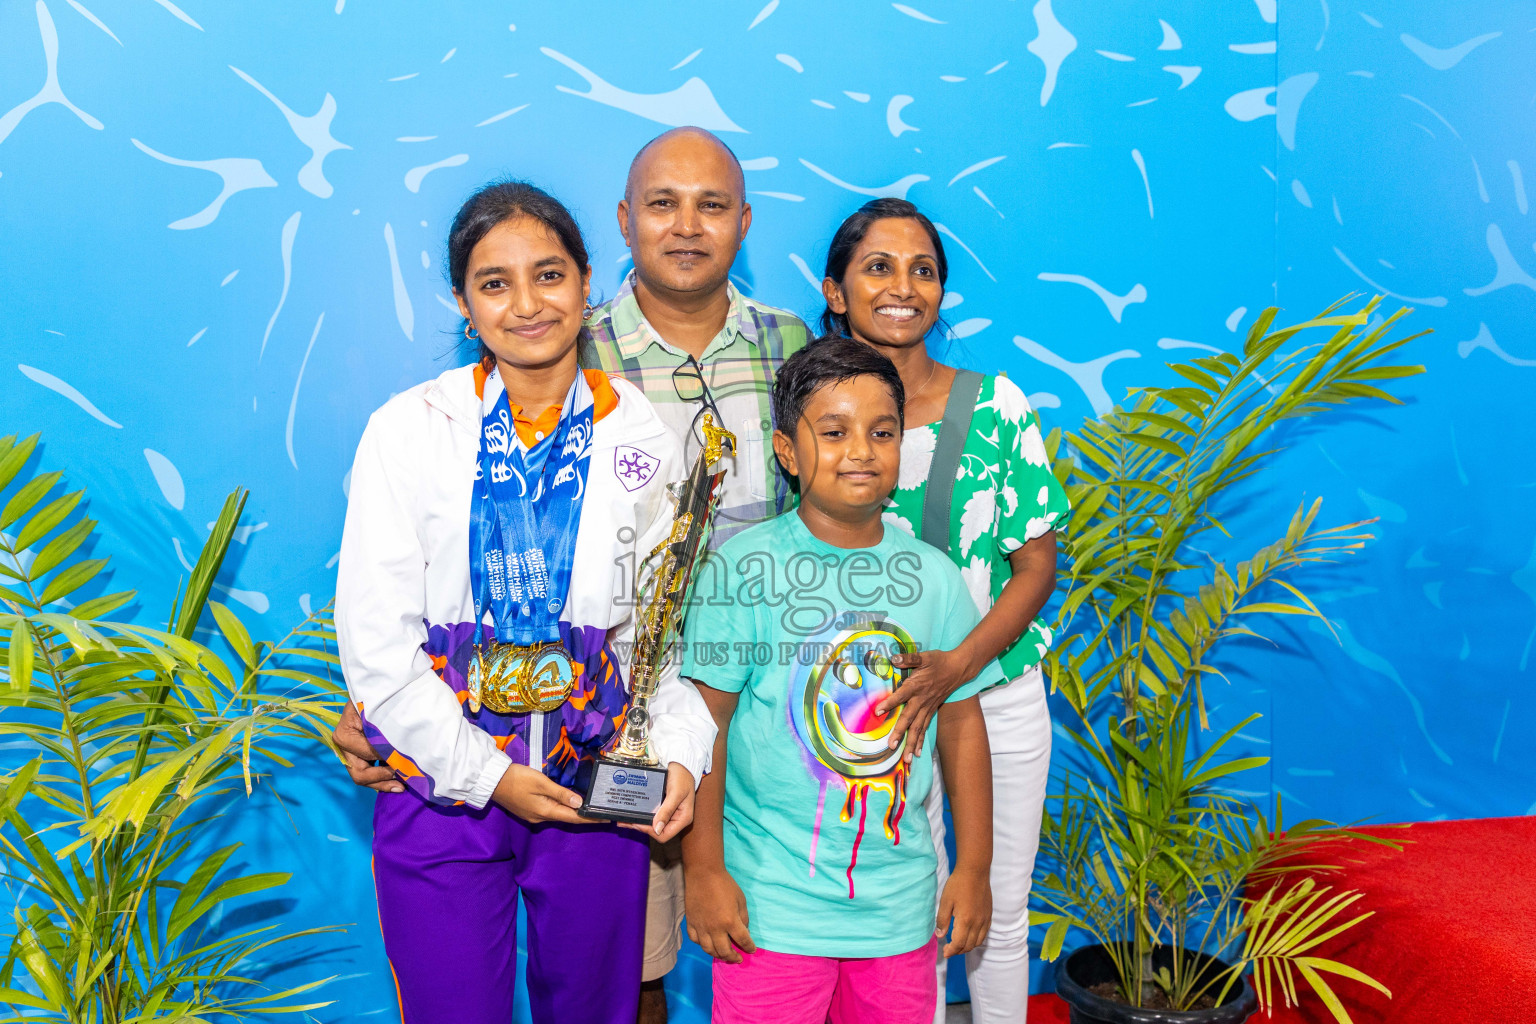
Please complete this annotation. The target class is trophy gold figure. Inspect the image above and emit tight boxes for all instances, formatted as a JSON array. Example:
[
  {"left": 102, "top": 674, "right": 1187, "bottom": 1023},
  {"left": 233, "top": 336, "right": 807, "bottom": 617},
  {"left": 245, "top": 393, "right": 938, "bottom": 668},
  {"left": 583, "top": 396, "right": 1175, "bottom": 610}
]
[{"left": 580, "top": 413, "right": 735, "bottom": 823}]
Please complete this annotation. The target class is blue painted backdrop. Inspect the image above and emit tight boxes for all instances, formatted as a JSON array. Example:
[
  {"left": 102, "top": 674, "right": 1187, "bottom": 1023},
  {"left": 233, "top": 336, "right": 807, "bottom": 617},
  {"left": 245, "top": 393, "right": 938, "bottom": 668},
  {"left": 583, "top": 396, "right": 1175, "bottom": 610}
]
[{"left": 3, "top": 0, "right": 1532, "bottom": 1017}]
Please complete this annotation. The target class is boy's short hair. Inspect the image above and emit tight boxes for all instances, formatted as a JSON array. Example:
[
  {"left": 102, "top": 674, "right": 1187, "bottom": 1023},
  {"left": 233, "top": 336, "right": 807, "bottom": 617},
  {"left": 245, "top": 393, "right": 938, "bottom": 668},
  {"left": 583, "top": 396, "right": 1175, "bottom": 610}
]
[{"left": 772, "top": 335, "right": 907, "bottom": 437}]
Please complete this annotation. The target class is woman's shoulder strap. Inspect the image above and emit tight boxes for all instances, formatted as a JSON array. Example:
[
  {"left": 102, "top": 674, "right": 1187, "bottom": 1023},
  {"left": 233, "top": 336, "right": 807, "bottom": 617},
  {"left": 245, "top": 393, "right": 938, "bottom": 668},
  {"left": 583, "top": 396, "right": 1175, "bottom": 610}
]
[{"left": 919, "top": 368, "right": 986, "bottom": 551}]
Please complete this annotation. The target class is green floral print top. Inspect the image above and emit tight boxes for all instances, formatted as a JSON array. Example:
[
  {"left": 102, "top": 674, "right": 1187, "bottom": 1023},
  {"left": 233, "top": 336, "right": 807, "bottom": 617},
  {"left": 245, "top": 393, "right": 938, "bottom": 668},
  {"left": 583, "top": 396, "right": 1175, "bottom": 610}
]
[{"left": 882, "top": 372, "right": 1070, "bottom": 680}]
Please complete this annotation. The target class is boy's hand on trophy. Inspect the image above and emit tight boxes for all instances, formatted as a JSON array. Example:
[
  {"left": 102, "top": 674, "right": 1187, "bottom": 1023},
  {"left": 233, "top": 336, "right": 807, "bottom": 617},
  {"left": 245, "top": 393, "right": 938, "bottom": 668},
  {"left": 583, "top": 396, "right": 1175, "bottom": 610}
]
[
  {"left": 879, "top": 647, "right": 979, "bottom": 765},
  {"left": 684, "top": 867, "right": 757, "bottom": 963},
  {"left": 936, "top": 864, "right": 993, "bottom": 957},
  {"left": 620, "top": 763, "right": 696, "bottom": 842},
  {"left": 491, "top": 763, "right": 588, "bottom": 825},
  {"left": 333, "top": 700, "right": 403, "bottom": 794}
]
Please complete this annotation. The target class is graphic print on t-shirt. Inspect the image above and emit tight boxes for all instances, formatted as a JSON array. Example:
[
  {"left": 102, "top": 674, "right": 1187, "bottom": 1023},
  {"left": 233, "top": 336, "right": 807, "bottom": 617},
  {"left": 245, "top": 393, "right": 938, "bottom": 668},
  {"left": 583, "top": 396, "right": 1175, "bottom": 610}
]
[
  {"left": 789, "top": 617, "right": 915, "bottom": 898},
  {"left": 677, "top": 512, "right": 1006, "bottom": 958}
]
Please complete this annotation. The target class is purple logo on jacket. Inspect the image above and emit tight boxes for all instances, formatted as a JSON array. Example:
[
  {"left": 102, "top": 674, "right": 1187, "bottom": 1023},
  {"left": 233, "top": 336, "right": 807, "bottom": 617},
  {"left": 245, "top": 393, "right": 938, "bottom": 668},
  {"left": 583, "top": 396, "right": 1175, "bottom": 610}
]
[{"left": 614, "top": 446, "right": 659, "bottom": 491}]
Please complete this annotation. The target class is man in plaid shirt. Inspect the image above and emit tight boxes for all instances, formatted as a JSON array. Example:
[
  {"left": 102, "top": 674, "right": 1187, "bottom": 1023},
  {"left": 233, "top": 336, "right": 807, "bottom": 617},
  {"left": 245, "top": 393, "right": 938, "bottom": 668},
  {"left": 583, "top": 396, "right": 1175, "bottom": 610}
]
[
  {"left": 589, "top": 127, "right": 808, "bottom": 1023},
  {"left": 333, "top": 127, "right": 809, "bottom": 1023},
  {"left": 587, "top": 127, "right": 808, "bottom": 547}
]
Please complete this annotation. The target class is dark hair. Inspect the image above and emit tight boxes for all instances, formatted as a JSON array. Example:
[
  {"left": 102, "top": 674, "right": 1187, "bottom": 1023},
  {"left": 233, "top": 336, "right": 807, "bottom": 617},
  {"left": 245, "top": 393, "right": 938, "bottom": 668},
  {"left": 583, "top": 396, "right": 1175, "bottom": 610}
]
[
  {"left": 772, "top": 335, "right": 907, "bottom": 441},
  {"left": 446, "top": 178, "right": 591, "bottom": 363},
  {"left": 818, "top": 198, "right": 949, "bottom": 339}
]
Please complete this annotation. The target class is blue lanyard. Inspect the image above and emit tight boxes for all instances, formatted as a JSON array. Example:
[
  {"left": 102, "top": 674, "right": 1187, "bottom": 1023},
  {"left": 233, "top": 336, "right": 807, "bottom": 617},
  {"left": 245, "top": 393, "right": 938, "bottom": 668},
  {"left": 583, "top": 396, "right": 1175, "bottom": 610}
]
[{"left": 469, "top": 368, "right": 594, "bottom": 646}]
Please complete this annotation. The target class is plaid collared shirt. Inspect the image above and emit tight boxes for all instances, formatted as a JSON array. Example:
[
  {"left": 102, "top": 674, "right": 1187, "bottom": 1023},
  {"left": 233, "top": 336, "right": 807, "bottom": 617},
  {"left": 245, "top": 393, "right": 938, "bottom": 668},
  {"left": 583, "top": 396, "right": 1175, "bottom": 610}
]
[{"left": 583, "top": 271, "right": 810, "bottom": 545}]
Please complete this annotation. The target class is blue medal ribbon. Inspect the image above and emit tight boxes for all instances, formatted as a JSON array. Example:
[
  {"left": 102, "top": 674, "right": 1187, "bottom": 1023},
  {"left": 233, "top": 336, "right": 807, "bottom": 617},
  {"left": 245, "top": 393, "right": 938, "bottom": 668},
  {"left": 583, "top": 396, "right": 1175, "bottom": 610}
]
[{"left": 470, "top": 368, "right": 595, "bottom": 648}]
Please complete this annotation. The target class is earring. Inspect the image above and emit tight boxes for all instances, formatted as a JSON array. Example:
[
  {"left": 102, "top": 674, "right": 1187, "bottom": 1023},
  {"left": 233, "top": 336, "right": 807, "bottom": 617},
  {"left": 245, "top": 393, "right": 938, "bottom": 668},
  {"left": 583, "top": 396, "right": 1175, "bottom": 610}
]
[
  {"left": 464, "top": 321, "right": 479, "bottom": 341},
  {"left": 582, "top": 302, "right": 594, "bottom": 320}
]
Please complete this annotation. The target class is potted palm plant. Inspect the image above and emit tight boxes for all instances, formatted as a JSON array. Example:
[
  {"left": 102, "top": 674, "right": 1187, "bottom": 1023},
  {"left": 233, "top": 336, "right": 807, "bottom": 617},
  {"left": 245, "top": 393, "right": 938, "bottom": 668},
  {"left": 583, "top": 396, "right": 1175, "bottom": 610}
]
[
  {"left": 1031, "top": 297, "right": 1424, "bottom": 1023},
  {"left": 0, "top": 435, "right": 346, "bottom": 1021}
]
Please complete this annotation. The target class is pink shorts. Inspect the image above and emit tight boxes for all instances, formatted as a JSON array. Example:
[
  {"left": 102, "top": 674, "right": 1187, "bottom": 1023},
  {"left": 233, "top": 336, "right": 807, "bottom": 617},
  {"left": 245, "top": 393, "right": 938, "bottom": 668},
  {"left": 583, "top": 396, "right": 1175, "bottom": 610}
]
[{"left": 711, "top": 936, "right": 938, "bottom": 1024}]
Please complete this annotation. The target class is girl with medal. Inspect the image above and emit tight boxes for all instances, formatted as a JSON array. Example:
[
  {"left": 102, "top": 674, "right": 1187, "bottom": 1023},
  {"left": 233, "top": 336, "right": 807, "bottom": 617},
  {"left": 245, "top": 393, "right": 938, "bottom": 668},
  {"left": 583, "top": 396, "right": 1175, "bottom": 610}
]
[{"left": 336, "top": 180, "right": 715, "bottom": 1024}]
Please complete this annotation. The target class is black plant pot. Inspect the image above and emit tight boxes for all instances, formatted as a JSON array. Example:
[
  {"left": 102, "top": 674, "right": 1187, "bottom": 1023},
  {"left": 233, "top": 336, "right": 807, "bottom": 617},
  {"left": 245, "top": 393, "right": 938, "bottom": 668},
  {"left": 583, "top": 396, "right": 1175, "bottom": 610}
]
[{"left": 1054, "top": 944, "right": 1258, "bottom": 1024}]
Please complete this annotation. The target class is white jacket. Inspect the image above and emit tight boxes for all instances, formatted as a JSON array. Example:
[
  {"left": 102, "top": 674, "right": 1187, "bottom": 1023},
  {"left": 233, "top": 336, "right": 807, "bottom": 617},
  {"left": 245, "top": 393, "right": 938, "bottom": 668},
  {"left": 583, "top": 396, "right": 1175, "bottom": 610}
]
[{"left": 336, "top": 363, "right": 715, "bottom": 808}]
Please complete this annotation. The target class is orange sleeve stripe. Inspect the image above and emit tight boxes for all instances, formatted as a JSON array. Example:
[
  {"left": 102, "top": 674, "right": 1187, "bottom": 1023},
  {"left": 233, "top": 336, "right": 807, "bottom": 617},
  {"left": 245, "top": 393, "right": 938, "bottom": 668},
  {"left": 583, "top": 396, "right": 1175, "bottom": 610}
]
[{"left": 386, "top": 752, "right": 424, "bottom": 778}]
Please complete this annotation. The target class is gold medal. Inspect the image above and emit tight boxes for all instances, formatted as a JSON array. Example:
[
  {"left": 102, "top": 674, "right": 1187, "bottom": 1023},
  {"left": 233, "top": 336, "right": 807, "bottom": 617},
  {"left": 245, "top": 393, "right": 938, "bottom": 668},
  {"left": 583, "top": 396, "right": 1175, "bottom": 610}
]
[
  {"left": 482, "top": 642, "right": 522, "bottom": 714},
  {"left": 469, "top": 641, "right": 577, "bottom": 714},
  {"left": 516, "top": 643, "right": 578, "bottom": 712},
  {"left": 466, "top": 647, "right": 485, "bottom": 714}
]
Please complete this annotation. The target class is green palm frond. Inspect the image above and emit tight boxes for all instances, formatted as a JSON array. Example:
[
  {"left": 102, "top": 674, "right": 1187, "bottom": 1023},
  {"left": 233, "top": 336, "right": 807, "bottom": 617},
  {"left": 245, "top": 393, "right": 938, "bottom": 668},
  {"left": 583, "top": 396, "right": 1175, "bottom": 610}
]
[
  {"left": 1034, "top": 296, "right": 1418, "bottom": 1019},
  {"left": 0, "top": 437, "right": 345, "bottom": 1023}
]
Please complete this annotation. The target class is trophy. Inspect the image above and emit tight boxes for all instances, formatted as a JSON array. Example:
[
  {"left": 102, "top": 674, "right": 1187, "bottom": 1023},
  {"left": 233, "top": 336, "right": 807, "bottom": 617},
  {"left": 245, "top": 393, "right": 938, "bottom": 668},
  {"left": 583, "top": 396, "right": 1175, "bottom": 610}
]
[{"left": 580, "top": 413, "right": 736, "bottom": 824}]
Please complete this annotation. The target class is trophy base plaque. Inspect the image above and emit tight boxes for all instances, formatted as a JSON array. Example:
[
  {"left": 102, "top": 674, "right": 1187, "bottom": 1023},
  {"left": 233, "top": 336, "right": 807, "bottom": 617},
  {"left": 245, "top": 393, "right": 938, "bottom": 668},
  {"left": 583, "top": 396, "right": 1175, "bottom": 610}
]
[{"left": 579, "top": 759, "right": 667, "bottom": 825}]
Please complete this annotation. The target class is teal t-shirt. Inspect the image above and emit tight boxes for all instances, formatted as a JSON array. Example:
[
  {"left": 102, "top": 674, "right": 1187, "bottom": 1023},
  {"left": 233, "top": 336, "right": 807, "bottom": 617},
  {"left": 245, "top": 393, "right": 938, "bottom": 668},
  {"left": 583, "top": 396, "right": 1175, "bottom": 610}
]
[{"left": 679, "top": 512, "right": 1006, "bottom": 958}]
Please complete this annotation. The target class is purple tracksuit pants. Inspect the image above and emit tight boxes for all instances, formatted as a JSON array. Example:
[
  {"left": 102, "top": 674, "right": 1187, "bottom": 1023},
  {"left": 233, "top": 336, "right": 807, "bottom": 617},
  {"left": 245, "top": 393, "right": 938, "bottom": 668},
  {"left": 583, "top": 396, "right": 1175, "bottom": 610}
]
[{"left": 372, "top": 790, "right": 650, "bottom": 1024}]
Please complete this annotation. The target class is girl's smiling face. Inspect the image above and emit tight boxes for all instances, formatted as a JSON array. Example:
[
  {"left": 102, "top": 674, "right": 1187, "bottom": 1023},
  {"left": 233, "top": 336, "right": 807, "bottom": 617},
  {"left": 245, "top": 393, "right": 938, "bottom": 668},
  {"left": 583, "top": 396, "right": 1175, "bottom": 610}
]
[
  {"left": 822, "top": 217, "right": 945, "bottom": 352},
  {"left": 455, "top": 215, "right": 592, "bottom": 373}
]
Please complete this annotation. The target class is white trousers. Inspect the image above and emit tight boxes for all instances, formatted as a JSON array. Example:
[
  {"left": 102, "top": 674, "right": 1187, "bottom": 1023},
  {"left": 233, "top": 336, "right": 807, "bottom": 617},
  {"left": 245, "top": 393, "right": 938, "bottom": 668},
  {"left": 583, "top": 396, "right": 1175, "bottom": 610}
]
[{"left": 928, "top": 667, "right": 1052, "bottom": 1024}]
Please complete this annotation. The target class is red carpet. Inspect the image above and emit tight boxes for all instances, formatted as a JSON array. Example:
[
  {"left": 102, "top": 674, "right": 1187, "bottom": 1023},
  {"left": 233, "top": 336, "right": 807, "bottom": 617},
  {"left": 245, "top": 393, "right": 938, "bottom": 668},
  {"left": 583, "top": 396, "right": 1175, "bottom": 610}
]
[
  {"left": 1027, "top": 817, "right": 1536, "bottom": 1022},
  {"left": 1256, "top": 816, "right": 1536, "bottom": 1022},
  {"left": 1027, "top": 993, "right": 1070, "bottom": 1021}
]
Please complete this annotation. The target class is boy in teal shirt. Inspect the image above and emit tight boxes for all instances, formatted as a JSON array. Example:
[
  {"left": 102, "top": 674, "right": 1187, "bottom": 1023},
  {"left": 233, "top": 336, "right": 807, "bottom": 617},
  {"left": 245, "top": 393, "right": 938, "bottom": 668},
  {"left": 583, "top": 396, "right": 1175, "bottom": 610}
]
[{"left": 679, "top": 338, "right": 1000, "bottom": 1024}]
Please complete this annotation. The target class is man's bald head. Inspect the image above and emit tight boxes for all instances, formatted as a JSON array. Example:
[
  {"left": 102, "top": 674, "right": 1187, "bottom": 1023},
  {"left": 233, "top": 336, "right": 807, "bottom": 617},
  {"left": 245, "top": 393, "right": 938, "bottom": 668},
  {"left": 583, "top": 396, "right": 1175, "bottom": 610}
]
[
  {"left": 617, "top": 126, "right": 753, "bottom": 302},
  {"left": 624, "top": 127, "right": 746, "bottom": 203}
]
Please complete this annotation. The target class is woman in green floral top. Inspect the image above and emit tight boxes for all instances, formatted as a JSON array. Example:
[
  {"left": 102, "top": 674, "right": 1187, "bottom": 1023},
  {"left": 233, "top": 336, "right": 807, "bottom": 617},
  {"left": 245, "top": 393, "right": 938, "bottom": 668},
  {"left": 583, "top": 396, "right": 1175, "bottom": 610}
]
[{"left": 817, "top": 198, "right": 1069, "bottom": 1024}]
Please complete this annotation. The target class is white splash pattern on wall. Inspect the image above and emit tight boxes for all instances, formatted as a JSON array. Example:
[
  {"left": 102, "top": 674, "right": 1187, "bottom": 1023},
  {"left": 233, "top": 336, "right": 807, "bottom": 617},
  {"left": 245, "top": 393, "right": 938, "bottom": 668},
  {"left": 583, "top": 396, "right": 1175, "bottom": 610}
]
[
  {"left": 4, "top": 2, "right": 1533, "bottom": 1015},
  {"left": 542, "top": 47, "right": 747, "bottom": 132},
  {"left": 1026, "top": 0, "right": 1075, "bottom": 106},
  {"left": 0, "top": 2, "right": 103, "bottom": 146},
  {"left": 229, "top": 66, "right": 351, "bottom": 198},
  {"left": 130, "top": 139, "right": 278, "bottom": 229},
  {"left": 18, "top": 365, "right": 121, "bottom": 428}
]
